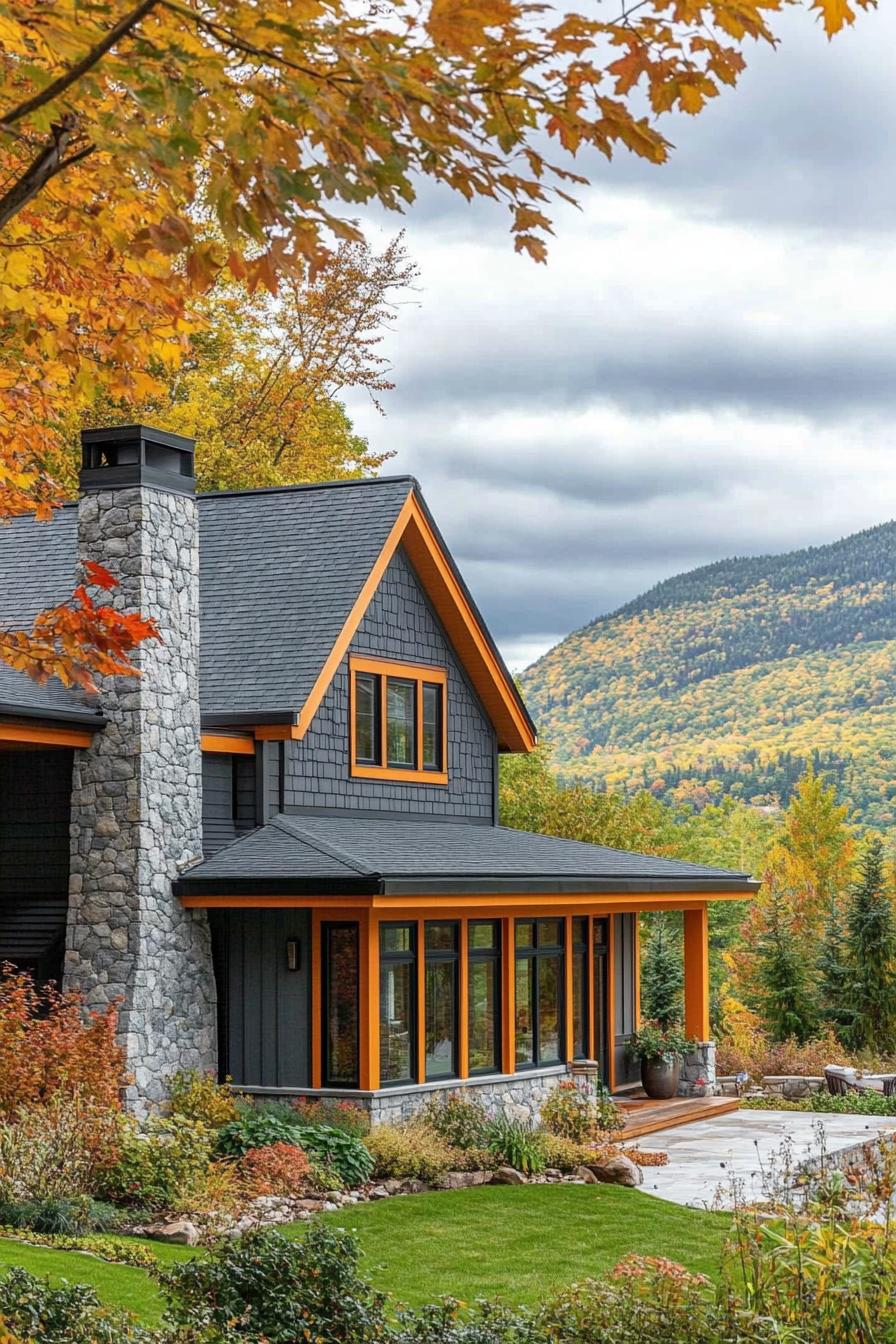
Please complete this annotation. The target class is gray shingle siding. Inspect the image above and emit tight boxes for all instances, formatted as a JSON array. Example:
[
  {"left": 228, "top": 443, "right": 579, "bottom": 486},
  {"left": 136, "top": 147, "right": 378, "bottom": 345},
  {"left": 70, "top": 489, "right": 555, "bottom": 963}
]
[
  {"left": 202, "top": 753, "right": 257, "bottom": 856},
  {"left": 282, "top": 547, "right": 495, "bottom": 819}
]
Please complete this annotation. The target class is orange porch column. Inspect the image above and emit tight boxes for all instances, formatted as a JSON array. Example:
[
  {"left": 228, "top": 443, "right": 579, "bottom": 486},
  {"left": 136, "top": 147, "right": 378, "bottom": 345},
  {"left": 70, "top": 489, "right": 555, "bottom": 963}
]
[
  {"left": 683, "top": 905, "right": 710, "bottom": 1041},
  {"left": 360, "top": 910, "right": 380, "bottom": 1090}
]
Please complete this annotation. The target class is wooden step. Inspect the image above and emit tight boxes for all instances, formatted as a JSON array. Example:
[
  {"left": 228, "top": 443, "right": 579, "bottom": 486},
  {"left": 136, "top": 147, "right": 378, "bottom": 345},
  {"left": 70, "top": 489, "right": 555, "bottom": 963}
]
[{"left": 617, "top": 1095, "right": 740, "bottom": 1140}]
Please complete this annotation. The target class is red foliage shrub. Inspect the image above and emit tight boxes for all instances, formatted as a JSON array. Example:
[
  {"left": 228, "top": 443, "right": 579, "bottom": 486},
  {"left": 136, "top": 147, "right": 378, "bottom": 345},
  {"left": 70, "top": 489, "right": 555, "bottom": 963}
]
[
  {"left": 290, "top": 1096, "right": 369, "bottom": 1137},
  {"left": 237, "top": 1142, "right": 311, "bottom": 1199},
  {"left": 0, "top": 966, "right": 127, "bottom": 1117}
]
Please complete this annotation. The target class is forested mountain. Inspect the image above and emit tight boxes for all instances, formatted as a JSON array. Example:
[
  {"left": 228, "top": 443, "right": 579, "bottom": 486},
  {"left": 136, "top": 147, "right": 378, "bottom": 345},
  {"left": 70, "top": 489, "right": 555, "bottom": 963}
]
[{"left": 520, "top": 521, "right": 896, "bottom": 827}]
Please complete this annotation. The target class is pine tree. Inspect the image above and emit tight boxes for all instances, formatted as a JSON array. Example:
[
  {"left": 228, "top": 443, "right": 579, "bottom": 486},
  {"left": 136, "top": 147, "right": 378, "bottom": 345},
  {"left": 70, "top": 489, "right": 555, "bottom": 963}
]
[
  {"left": 640, "top": 916, "right": 684, "bottom": 1029},
  {"left": 844, "top": 837, "right": 896, "bottom": 1054},
  {"left": 755, "top": 890, "right": 817, "bottom": 1043},
  {"left": 817, "top": 902, "right": 853, "bottom": 1041}
]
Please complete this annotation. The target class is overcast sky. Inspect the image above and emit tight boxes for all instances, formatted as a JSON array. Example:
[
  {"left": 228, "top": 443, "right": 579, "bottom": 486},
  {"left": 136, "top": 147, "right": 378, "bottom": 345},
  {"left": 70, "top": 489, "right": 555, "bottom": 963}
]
[{"left": 344, "top": 3, "right": 896, "bottom": 671}]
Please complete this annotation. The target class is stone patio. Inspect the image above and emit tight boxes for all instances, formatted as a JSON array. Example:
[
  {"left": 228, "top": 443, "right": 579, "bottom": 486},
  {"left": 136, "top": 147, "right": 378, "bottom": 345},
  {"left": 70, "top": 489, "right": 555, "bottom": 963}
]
[{"left": 630, "top": 1108, "right": 896, "bottom": 1208}]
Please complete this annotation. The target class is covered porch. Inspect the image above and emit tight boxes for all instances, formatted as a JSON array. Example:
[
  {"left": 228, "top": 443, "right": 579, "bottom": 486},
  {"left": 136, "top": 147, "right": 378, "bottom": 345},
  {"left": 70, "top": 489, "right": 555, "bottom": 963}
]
[{"left": 175, "top": 814, "right": 752, "bottom": 1119}]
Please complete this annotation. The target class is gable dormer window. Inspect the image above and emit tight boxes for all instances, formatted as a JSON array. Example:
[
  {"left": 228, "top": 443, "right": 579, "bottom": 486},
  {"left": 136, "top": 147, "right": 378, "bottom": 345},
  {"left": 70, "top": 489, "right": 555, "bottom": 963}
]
[{"left": 350, "top": 657, "right": 448, "bottom": 784}]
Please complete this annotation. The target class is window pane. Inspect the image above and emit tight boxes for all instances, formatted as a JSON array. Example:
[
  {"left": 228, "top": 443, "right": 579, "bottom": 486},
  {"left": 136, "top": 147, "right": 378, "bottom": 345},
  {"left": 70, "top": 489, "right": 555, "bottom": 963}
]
[
  {"left": 538, "top": 919, "right": 562, "bottom": 948},
  {"left": 572, "top": 946, "right": 587, "bottom": 1060},
  {"left": 422, "top": 683, "right": 443, "bottom": 770},
  {"left": 469, "top": 958, "right": 499, "bottom": 1073},
  {"left": 538, "top": 954, "right": 562, "bottom": 1063},
  {"left": 387, "top": 679, "right": 416, "bottom": 767},
  {"left": 515, "top": 957, "right": 534, "bottom": 1065},
  {"left": 425, "top": 959, "right": 456, "bottom": 1079},
  {"left": 470, "top": 921, "right": 497, "bottom": 951},
  {"left": 381, "top": 924, "right": 412, "bottom": 955},
  {"left": 425, "top": 922, "right": 457, "bottom": 952},
  {"left": 380, "top": 960, "right": 414, "bottom": 1083},
  {"left": 324, "top": 925, "right": 359, "bottom": 1086},
  {"left": 593, "top": 918, "right": 609, "bottom": 950},
  {"left": 572, "top": 916, "right": 588, "bottom": 948},
  {"left": 515, "top": 920, "right": 534, "bottom": 949},
  {"left": 354, "top": 674, "right": 379, "bottom": 764}
]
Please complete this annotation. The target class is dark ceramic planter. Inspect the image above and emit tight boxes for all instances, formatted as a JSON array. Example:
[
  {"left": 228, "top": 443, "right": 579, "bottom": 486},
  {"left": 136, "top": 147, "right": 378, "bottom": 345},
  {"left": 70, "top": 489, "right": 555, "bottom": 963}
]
[{"left": 640, "top": 1055, "right": 681, "bottom": 1100}]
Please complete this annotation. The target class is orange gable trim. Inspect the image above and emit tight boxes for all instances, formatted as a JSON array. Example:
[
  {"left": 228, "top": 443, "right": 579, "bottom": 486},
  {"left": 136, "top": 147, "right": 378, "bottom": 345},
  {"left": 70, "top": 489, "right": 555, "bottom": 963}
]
[{"left": 295, "top": 490, "right": 536, "bottom": 753}]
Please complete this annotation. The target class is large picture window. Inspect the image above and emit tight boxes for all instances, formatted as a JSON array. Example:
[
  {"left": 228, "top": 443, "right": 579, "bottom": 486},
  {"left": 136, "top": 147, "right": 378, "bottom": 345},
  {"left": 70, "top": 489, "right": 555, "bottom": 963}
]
[
  {"left": 350, "top": 658, "right": 447, "bottom": 784},
  {"left": 380, "top": 923, "right": 417, "bottom": 1085},
  {"left": 425, "top": 922, "right": 458, "bottom": 1080},
  {"left": 515, "top": 919, "right": 564, "bottom": 1068},
  {"left": 468, "top": 921, "right": 501, "bottom": 1074},
  {"left": 322, "top": 923, "right": 359, "bottom": 1087}
]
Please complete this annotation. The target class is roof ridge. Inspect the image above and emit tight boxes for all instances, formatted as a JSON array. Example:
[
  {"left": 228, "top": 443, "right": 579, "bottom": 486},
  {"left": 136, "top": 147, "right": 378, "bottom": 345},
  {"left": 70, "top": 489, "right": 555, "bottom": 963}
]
[
  {"left": 270, "top": 814, "right": 376, "bottom": 877},
  {"left": 197, "top": 475, "right": 419, "bottom": 502}
]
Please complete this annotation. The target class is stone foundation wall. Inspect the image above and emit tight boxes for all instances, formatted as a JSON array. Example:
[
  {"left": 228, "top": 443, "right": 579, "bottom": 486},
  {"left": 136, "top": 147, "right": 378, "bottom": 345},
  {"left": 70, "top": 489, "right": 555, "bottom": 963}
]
[
  {"left": 65, "top": 484, "right": 217, "bottom": 1113},
  {"left": 677, "top": 1041, "right": 719, "bottom": 1097}
]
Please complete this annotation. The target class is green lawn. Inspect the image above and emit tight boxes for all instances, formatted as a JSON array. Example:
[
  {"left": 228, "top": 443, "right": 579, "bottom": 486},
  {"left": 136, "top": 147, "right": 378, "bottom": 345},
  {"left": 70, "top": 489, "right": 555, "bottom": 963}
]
[
  {"left": 316, "top": 1185, "right": 731, "bottom": 1308},
  {"left": 0, "top": 1186, "right": 730, "bottom": 1324}
]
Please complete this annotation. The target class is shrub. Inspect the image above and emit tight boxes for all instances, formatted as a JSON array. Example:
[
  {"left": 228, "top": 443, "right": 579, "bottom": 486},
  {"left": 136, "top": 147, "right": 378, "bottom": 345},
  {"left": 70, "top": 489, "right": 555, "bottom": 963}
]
[
  {"left": 420, "top": 1094, "right": 489, "bottom": 1150},
  {"left": 364, "top": 1121, "right": 456, "bottom": 1182},
  {"left": 486, "top": 1117, "right": 546, "bottom": 1175},
  {"left": 0, "top": 1093, "right": 122, "bottom": 1202},
  {"left": 808, "top": 1089, "right": 896, "bottom": 1116},
  {"left": 162, "top": 1223, "right": 392, "bottom": 1343},
  {"left": 0, "top": 968, "right": 126, "bottom": 1118},
  {"left": 103, "top": 1115, "right": 218, "bottom": 1212},
  {"left": 0, "top": 1267, "right": 148, "bottom": 1344},
  {"left": 0, "top": 1228, "right": 157, "bottom": 1267},
  {"left": 217, "top": 1109, "right": 301, "bottom": 1157},
  {"left": 540, "top": 1133, "right": 597, "bottom": 1172},
  {"left": 168, "top": 1068, "right": 239, "bottom": 1128},
  {"left": 238, "top": 1142, "right": 312, "bottom": 1198},
  {"left": 291, "top": 1096, "right": 370, "bottom": 1138},
  {"left": 540, "top": 1081, "right": 623, "bottom": 1142},
  {"left": 0, "top": 1196, "right": 124, "bottom": 1235}
]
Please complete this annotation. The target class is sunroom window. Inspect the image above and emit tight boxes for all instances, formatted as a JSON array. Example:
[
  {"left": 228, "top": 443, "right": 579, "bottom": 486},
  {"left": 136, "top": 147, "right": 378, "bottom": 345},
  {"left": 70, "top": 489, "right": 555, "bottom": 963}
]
[{"left": 350, "top": 657, "right": 447, "bottom": 783}]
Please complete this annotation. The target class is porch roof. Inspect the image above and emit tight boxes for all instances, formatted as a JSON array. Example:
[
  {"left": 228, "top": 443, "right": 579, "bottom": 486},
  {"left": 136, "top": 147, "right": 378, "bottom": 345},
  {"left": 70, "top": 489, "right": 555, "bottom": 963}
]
[{"left": 173, "top": 813, "right": 759, "bottom": 898}]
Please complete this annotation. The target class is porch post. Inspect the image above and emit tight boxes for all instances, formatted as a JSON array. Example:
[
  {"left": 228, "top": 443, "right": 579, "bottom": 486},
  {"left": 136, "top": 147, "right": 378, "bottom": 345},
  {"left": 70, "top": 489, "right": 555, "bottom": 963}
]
[
  {"left": 683, "top": 905, "right": 710, "bottom": 1040},
  {"left": 360, "top": 910, "right": 380, "bottom": 1091}
]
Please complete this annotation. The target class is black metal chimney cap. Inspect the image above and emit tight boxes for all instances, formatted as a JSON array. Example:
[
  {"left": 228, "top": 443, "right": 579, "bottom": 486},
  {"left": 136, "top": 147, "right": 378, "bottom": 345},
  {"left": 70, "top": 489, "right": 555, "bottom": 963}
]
[{"left": 79, "top": 424, "right": 196, "bottom": 496}]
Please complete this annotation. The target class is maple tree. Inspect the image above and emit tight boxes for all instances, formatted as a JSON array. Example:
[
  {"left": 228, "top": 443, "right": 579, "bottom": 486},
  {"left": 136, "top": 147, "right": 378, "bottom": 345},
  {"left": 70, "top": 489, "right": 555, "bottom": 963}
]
[
  {"left": 50, "top": 234, "right": 417, "bottom": 494},
  {"left": 0, "top": 0, "right": 874, "bottom": 688}
]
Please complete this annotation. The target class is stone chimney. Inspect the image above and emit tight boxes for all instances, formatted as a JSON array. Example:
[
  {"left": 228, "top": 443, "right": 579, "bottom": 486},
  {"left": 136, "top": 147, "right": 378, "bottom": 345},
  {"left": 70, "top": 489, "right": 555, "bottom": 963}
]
[{"left": 65, "top": 425, "right": 216, "bottom": 1111}]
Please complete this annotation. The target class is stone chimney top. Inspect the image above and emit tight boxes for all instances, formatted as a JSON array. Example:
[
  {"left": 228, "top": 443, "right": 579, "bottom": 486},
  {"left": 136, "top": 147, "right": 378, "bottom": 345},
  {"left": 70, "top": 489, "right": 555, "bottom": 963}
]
[{"left": 79, "top": 424, "right": 195, "bottom": 496}]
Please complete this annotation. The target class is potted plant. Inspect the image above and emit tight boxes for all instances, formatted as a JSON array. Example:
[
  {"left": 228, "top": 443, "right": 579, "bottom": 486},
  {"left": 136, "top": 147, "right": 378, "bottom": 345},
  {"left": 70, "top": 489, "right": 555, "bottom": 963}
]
[{"left": 626, "top": 1021, "right": 698, "bottom": 1100}]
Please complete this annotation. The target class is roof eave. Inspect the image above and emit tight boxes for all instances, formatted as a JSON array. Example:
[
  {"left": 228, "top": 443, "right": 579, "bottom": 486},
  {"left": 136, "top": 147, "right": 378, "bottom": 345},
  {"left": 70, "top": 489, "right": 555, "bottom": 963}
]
[{"left": 0, "top": 702, "right": 106, "bottom": 729}]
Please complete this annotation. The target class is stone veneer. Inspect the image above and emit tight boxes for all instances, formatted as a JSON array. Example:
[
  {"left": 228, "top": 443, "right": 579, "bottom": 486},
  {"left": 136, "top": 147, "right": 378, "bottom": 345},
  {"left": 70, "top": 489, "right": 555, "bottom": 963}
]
[
  {"left": 242, "top": 1065, "right": 570, "bottom": 1127},
  {"left": 65, "top": 485, "right": 217, "bottom": 1112},
  {"left": 677, "top": 1041, "right": 719, "bottom": 1097}
]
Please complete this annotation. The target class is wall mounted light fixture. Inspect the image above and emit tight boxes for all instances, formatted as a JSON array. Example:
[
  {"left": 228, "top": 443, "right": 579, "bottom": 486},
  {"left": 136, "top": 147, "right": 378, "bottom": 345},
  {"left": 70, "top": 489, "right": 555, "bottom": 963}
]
[{"left": 286, "top": 938, "right": 301, "bottom": 972}]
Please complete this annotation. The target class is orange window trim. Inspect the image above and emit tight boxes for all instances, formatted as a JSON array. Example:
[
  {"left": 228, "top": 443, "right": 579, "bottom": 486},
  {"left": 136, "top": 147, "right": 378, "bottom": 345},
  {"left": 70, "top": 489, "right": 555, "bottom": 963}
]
[{"left": 349, "top": 656, "right": 448, "bottom": 785}]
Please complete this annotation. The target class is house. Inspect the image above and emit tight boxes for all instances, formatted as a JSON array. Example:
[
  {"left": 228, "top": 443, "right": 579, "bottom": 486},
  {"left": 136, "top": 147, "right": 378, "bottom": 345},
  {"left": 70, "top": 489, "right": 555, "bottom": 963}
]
[{"left": 0, "top": 425, "right": 757, "bottom": 1117}]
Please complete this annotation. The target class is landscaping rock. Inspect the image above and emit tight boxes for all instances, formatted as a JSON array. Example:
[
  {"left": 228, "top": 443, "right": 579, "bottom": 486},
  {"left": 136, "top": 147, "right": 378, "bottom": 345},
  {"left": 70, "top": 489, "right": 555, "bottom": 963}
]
[
  {"left": 493, "top": 1165, "right": 527, "bottom": 1185},
  {"left": 291, "top": 1198, "right": 326, "bottom": 1214},
  {"left": 586, "top": 1155, "right": 643, "bottom": 1187},
  {"left": 438, "top": 1170, "right": 493, "bottom": 1190},
  {"left": 145, "top": 1218, "right": 201, "bottom": 1246},
  {"left": 370, "top": 1185, "right": 391, "bottom": 1199},
  {"left": 574, "top": 1165, "right": 599, "bottom": 1184}
]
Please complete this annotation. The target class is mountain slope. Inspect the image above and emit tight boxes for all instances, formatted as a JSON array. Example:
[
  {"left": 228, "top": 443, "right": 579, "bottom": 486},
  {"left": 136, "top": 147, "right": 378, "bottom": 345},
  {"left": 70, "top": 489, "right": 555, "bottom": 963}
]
[{"left": 520, "top": 521, "right": 896, "bottom": 827}]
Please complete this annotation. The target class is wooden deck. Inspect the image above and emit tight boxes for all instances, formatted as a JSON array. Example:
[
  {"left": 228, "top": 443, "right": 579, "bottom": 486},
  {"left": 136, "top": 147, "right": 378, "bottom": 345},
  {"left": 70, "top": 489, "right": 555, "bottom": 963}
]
[{"left": 616, "top": 1093, "right": 740, "bottom": 1140}]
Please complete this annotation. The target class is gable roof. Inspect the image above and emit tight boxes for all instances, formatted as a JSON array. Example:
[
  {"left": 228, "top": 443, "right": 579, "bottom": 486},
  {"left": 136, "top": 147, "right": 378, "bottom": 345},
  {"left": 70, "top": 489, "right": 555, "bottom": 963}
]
[
  {"left": 174, "top": 813, "right": 758, "bottom": 897},
  {"left": 0, "top": 477, "right": 535, "bottom": 750}
]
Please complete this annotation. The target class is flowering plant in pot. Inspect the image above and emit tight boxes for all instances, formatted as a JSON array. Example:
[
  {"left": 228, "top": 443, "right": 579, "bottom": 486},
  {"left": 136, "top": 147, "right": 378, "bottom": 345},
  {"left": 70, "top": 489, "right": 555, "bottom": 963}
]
[{"left": 626, "top": 1022, "right": 699, "bottom": 1100}]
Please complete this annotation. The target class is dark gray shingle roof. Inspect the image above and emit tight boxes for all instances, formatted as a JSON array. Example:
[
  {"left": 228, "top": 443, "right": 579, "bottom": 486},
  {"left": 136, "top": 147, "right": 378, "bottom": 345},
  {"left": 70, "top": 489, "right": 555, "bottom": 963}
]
[
  {"left": 175, "top": 813, "right": 758, "bottom": 896},
  {"left": 0, "top": 478, "right": 414, "bottom": 722}
]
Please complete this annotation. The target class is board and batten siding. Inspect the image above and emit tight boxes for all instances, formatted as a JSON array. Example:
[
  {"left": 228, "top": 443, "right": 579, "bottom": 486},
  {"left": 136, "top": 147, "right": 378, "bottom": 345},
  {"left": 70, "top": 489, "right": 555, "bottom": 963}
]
[
  {"left": 613, "top": 912, "right": 640, "bottom": 1086},
  {"left": 0, "top": 749, "right": 72, "bottom": 984},
  {"left": 279, "top": 547, "right": 496, "bottom": 820},
  {"left": 201, "top": 752, "right": 256, "bottom": 855},
  {"left": 209, "top": 908, "right": 311, "bottom": 1089}
]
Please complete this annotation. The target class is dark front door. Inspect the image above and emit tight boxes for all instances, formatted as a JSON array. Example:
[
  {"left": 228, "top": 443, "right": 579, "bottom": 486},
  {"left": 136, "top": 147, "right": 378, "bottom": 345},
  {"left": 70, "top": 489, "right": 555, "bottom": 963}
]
[{"left": 210, "top": 909, "right": 310, "bottom": 1089}]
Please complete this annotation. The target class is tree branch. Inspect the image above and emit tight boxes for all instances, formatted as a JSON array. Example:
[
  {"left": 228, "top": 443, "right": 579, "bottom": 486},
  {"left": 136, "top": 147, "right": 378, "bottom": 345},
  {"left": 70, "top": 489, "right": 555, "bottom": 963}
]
[
  {"left": 0, "top": 115, "right": 95, "bottom": 230},
  {"left": 1, "top": 0, "right": 161, "bottom": 127}
]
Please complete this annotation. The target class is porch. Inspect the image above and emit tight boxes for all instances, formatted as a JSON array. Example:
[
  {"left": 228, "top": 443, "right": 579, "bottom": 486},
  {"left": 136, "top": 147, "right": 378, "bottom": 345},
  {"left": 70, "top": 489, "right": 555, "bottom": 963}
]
[{"left": 617, "top": 1093, "right": 740, "bottom": 1140}]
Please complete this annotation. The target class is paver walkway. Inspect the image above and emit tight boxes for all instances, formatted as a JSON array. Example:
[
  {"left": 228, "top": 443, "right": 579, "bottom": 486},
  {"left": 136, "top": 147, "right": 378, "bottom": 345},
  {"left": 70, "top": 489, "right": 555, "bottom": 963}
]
[{"left": 631, "top": 1108, "right": 896, "bottom": 1208}]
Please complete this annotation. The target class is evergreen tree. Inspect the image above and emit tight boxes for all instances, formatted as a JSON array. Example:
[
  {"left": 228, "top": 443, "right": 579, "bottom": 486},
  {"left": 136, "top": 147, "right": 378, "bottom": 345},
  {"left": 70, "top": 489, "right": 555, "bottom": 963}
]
[
  {"left": 755, "top": 890, "right": 817, "bottom": 1042},
  {"left": 640, "top": 917, "right": 684, "bottom": 1028},
  {"left": 844, "top": 838, "right": 896, "bottom": 1054},
  {"left": 817, "top": 901, "right": 853, "bottom": 1041}
]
